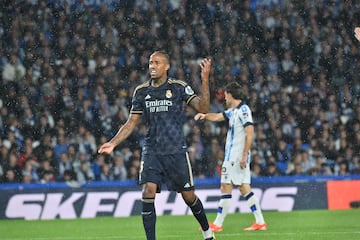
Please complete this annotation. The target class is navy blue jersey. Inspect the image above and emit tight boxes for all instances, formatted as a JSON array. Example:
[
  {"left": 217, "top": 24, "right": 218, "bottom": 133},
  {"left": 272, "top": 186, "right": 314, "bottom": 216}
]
[{"left": 131, "top": 78, "right": 197, "bottom": 155}]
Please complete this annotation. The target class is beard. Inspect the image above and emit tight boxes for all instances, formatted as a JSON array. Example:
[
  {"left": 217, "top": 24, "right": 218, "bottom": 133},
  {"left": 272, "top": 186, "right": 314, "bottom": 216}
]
[{"left": 225, "top": 100, "right": 231, "bottom": 108}]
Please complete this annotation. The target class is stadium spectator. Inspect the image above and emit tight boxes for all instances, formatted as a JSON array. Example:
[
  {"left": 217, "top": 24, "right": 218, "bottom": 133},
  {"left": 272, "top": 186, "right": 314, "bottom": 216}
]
[
  {"left": 288, "top": 162, "right": 305, "bottom": 176},
  {"left": 53, "top": 128, "right": 70, "bottom": 162},
  {"left": 112, "top": 153, "right": 128, "bottom": 181},
  {"left": 76, "top": 161, "right": 95, "bottom": 183},
  {"left": 2, "top": 169, "right": 18, "bottom": 183},
  {"left": 57, "top": 152, "right": 73, "bottom": 181},
  {"left": 92, "top": 154, "right": 106, "bottom": 181},
  {"left": 1, "top": 52, "right": 26, "bottom": 85},
  {"left": 262, "top": 159, "right": 283, "bottom": 177},
  {"left": 100, "top": 163, "right": 114, "bottom": 181},
  {"left": 274, "top": 139, "right": 292, "bottom": 174},
  {"left": 22, "top": 158, "right": 40, "bottom": 183},
  {"left": 1, "top": 152, "right": 22, "bottom": 183},
  {"left": 37, "top": 159, "right": 55, "bottom": 180},
  {"left": 39, "top": 170, "right": 55, "bottom": 184}
]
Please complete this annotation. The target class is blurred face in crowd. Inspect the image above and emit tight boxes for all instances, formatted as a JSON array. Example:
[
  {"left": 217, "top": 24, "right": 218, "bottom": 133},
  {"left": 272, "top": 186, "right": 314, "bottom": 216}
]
[{"left": 149, "top": 52, "right": 170, "bottom": 82}]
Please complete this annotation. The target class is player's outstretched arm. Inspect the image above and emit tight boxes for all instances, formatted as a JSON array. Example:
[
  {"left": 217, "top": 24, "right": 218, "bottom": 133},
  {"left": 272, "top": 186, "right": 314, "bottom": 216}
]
[
  {"left": 191, "top": 58, "right": 212, "bottom": 113},
  {"left": 98, "top": 113, "right": 141, "bottom": 154},
  {"left": 355, "top": 27, "right": 360, "bottom": 42},
  {"left": 194, "top": 112, "right": 224, "bottom": 122}
]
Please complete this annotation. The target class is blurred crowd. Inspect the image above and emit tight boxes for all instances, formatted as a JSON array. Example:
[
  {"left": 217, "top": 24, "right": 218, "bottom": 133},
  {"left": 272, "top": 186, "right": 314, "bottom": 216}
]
[{"left": 0, "top": 0, "right": 359, "bottom": 184}]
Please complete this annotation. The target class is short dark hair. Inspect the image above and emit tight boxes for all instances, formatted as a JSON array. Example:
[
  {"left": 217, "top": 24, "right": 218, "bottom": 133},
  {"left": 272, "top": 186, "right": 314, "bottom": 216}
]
[
  {"left": 151, "top": 50, "right": 170, "bottom": 63},
  {"left": 224, "top": 81, "right": 244, "bottom": 100}
]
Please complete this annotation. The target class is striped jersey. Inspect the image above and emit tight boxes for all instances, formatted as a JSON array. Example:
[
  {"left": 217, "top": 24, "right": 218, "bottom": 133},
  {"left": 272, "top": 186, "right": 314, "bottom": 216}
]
[
  {"left": 223, "top": 103, "right": 254, "bottom": 162},
  {"left": 131, "top": 78, "right": 197, "bottom": 155}
]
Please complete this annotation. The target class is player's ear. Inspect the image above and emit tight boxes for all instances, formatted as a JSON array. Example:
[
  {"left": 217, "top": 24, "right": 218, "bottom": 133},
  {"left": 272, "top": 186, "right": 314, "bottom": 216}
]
[{"left": 165, "top": 63, "right": 170, "bottom": 71}]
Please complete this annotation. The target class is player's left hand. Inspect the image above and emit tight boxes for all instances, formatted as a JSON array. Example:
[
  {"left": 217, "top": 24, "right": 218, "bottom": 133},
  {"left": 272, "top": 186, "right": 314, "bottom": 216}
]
[
  {"left": 200, "top": 58, "right": 211, "bottom": 81},
  {"left": 98, "top": 142, "right": 115, "bottom": 154},
  {"left": 240, "top": 159, "right": 247, "bottom": 169}
]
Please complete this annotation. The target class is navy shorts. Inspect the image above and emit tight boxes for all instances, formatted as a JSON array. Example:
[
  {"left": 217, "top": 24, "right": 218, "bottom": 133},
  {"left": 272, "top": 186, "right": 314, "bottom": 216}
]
[{"left": 139, "top": 152, "right": 195, "bottom": 193}]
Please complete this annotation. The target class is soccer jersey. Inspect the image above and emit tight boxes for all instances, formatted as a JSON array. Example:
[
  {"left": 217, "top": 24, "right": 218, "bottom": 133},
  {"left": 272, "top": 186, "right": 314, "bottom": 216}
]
[
  {"left": 223, "top": 103, "right": 253, "bottom": 162},
  {"left": 131, "top": 78, "right": 197, "bottom": 155}
]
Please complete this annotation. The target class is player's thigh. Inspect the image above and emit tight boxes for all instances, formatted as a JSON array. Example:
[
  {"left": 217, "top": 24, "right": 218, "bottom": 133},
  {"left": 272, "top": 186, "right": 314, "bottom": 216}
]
[
  {"left": 223, "top": 160, "right": 251, "bottom": 186},
  {"left": 220, "top": 161, "right": 233, "bottom": 184},
  {"left": 220, "top": 183, "right": 233, "bottom": 194},
  {"left": 163, "top": 153, "right": 194, "bottom": 192},
  {"left": 139, "top": 154, "right": 162, "bottom": 187},
  {"left": 221, "top": 160, "right": 249, "bottom": 184},
  {"left": 239, "top": 183, "right": 251, "bottom": 196}
]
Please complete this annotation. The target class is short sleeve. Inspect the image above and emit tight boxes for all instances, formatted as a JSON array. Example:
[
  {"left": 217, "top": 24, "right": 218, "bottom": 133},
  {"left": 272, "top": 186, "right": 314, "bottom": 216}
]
[
  {"left": 183, "top": 84, "right": 197, "bottom": 105},
  {"left": 223, "top": 109, "right": 232, "bottom": 120},
  {"left": 239, "top": 104, "right": 253, "bottom": 126},
  {"left": 130, "top": 88, "right": 143, "bottom": 114}
]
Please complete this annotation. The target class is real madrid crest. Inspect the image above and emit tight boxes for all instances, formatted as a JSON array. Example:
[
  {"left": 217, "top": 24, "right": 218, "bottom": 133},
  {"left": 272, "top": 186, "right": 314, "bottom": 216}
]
[{"left": 166, "top": 89, "right": 172, "bottom": 98}]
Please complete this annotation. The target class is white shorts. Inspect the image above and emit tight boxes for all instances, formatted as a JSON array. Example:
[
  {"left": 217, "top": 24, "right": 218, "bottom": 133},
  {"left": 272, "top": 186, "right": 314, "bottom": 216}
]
[{"left": 220, "top": 160, "right": 251, "bottom": 185}]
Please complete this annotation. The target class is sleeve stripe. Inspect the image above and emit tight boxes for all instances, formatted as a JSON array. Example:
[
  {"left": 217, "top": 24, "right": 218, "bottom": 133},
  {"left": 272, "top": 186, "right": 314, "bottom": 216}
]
[
  {"left": 186, "top": 95, "right": 197, "bottom": 105},
  {"left": 168, "top": 79, "right": 187, "bottom": 86},
  {"left": 243, "top": 122, "right": 253, "bottom": 127},
  {"left": 130, "top": 110, "right": 143, "bottom": 114},
  {"left": 133, "top": 81, "right": 150, "bottom": 95}
]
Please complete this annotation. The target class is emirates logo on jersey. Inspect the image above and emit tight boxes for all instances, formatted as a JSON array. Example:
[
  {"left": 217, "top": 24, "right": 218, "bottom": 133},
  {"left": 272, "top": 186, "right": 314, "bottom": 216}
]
[
  {"left": 145, "top": 99, "right": 173, "bottom": 113},
  {"left": 166, "top": 90, "right": 172, "bottom": 98}
]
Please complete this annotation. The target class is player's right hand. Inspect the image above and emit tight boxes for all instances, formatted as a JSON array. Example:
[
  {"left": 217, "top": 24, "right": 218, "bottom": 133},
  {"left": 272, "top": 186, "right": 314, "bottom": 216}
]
[{"left": 98, "top": 142, "right": 115, "bottom": 154}]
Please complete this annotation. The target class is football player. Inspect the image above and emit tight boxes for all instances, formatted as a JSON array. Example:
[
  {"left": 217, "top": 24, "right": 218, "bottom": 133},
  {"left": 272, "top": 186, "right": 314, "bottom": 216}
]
[
  {"left": 98, "top": 51, "right": 215, "bottom": 240},
  {"left": 195, "top": 81, "right": 267, "bottom": 232}
]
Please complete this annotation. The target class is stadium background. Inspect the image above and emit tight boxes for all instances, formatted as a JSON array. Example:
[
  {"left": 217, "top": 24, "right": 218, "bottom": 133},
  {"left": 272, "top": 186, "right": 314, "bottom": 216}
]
[{"left": 0, "top": 0, "right": 359, "bottom": 219}]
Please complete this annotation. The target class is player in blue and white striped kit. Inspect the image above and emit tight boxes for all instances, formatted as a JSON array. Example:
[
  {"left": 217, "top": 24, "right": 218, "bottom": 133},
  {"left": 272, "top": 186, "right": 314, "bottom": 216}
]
[
  {"left": 98, "top": 51, "right": 215, "bottom": 240},
  {"left": 195, "top": 81, "right": 267, "bottom": 232}
]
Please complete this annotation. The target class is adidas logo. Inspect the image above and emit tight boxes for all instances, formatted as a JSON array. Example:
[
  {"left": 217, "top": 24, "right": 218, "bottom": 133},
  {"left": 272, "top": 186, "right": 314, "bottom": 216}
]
[
  {"left": 184, "top": 183, "right": 191, "bottom": 188},
  {"left": 145, "top": 94, "right": 151, "bottom": 100}
]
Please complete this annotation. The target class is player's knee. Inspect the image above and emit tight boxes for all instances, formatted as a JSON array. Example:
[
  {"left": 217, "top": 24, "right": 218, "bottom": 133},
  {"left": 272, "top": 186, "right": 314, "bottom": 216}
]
[
  {"left": 239, "top": 184, "right": 251, "bottom": 196},
  {"left": 142, "top": 183, "right": 157, "bottom": 198},
  {"left": 220, "top": 183, "right": 233, "bottom": 193},
  {"left": 181, "top": 191, "right": 197, "bottom": 205}
]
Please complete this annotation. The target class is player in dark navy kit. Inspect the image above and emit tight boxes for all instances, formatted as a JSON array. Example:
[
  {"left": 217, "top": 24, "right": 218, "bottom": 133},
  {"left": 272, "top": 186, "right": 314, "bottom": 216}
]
[{"left": 98, "top": 51, "right": 215, "bottom": 240}]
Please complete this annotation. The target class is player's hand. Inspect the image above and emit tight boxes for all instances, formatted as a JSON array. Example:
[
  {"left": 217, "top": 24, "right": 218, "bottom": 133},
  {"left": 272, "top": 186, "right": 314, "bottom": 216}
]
[
  {"left": 194, "top": 113, "right": 206, "bottom": 121},
  {"left": 240, "top": 159, "right": 247, "bottom": 169},
  {"left": 354, "top": 27, "right": 360, "bottom": 42},
  {"left": 98, "top": 142, "right": 115, "bottom": 154},
  {"left": 200, "top": 58, "right": 211, "bottom": 82}
]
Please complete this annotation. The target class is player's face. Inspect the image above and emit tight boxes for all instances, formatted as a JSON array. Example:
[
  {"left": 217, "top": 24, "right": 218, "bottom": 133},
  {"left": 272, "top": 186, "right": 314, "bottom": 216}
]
[
  {"left": 224, "top": 91, "right": 233, "bottom": 108},
  {"left": 149, "top": 53, "right": 170, "bottom": 80}
]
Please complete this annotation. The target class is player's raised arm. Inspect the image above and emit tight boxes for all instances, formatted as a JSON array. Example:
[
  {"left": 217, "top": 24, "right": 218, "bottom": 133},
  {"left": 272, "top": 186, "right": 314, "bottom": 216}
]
[
  {"left": 98, "top": 113, "right": 141, "bottom": 154},
  {"left": 190, "top": 58, "right": 211, "bottom": 113}
]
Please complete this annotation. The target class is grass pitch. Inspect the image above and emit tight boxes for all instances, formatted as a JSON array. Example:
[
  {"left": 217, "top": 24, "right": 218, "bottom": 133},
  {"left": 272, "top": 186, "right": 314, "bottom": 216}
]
[{"left": 1, "top": 209, "right": 359, "bottom": 240}]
